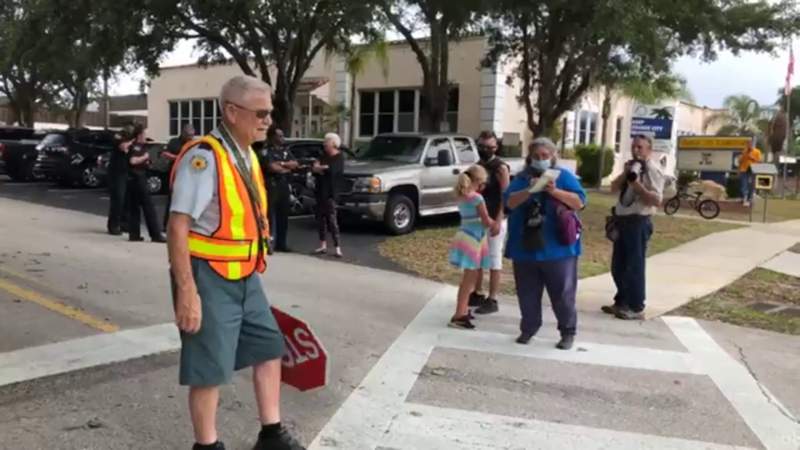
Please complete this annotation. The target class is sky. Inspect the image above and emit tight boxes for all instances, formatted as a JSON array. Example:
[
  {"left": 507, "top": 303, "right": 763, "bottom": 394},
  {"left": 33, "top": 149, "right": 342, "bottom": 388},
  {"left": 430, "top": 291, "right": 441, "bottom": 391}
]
[{"left": 111, "top": 39, "right": 796, "bottom": 110}]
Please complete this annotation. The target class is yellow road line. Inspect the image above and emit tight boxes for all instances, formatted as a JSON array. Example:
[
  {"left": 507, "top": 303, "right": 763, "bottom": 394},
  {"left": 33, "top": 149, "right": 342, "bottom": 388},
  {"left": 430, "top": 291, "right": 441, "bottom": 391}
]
[{"left": 0, "top": 277, "right": 120, "bottom": 333}]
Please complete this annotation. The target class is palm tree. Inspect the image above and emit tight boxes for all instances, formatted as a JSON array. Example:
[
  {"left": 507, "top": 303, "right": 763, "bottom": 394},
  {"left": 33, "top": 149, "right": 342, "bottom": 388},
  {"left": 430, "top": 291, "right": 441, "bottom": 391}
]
[
  {"left": 704, "top": 95, "right": 764, "bottom": 136},
  {"left": 343, "top": 38, "right": 389, "bottom": 147}
]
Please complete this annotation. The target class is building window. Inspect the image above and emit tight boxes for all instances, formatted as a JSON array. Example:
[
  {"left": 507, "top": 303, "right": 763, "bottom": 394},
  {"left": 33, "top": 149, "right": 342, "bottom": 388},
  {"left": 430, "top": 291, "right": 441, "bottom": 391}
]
[
  {"left": 398, "top": 90, "right": 416, "bottom": 132},
  {"left": 358, "top": 88, "right": 459, "bottom": 137},
  {"left": 378, "top": 91, "right": 395, "bottom": 134},
  {"left": 614, "top": 116, "right": 623, "bottom": 153},
  {"left": 168, "top": 98, "right": 220, "bottom": 137},
  {"left": 576, "top": 110, "right": 598, "bottom": 145},
  {"left": 359, "top": 92, "right": 375, "bottom": 137},
  {"left": 447, "top": 88, "right": 459, "bottom": 132}
]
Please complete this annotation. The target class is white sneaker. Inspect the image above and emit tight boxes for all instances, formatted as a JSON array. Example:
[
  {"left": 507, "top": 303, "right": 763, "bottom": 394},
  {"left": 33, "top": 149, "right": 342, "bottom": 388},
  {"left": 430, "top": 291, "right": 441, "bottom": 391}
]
[{"left": 743, "top": 201, "right": 751, "bottom": 208}]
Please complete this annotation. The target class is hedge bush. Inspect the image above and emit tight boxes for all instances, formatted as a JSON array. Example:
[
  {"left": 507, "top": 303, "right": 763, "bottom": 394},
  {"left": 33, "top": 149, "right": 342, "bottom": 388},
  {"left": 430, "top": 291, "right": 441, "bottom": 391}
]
[{"left": 575, "top": 144, "right": 614, "bottom": 186}]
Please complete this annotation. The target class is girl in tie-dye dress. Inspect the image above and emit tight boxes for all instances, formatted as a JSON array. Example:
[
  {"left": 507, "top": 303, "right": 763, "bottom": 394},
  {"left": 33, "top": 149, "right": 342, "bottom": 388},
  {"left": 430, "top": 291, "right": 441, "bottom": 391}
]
[{"left": 448, "top": 165, "right": 497, "bottom": 330}]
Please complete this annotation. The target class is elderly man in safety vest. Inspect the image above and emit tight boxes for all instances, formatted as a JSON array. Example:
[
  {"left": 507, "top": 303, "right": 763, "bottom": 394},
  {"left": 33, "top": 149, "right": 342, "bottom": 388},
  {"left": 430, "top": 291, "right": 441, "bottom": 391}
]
[{"left": 167, "top": 75, "right": 304, "bottom": 450}]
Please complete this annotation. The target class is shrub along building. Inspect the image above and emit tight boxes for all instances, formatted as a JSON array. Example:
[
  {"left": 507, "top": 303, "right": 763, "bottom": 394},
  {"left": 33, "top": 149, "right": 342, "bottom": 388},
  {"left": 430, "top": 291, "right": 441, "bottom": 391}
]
[{"left": 146, "top": 36, "right": 718, "bottom": 177}]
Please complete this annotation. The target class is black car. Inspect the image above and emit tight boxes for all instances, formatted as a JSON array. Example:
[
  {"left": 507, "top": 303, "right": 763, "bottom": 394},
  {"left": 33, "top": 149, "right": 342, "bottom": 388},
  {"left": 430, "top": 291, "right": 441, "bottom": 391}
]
[
  {"left": 33, "top": 129, "right": 116, "bottom": 188},
  {"left": 96, "top": 142, "right": 171, "bottom": 195},
  {"left": 254, "top": 138, "right": 354, "bottom": 215},
  {"left": 0, "top": 127, "right": 48, "bottom": 181}
]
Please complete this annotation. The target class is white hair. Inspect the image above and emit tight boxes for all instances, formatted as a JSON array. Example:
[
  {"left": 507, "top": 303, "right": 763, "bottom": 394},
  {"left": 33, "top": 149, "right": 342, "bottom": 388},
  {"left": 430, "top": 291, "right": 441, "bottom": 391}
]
[
  {"left": 324, "top": 132, "right": 341, "bottom": 148},
  {"left": 219, "top": 75, "right": 272, "bottom": 106},
  {"left": 530, "top": 137, "right": 558, "bottom": 154}
]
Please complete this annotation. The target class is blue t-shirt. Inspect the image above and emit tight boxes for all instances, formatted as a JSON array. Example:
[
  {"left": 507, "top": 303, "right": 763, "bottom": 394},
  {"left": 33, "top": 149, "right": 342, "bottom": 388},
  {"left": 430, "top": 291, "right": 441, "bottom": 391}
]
[{"left": 504, "top": 167, "right": 587, "bottom": 262}]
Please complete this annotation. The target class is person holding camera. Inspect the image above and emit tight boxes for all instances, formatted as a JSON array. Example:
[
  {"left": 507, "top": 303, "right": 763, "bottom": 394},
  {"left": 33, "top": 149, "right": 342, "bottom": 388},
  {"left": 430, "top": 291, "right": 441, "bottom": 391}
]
[
  {"left": 504, "top": 138, "right": 585, "bottom": 350},
  {"left": 603, "top": 134, "right": 665, "bottom": 320},
  {"left": 127, "top": 125, "right": 166, "bottom": 243}
]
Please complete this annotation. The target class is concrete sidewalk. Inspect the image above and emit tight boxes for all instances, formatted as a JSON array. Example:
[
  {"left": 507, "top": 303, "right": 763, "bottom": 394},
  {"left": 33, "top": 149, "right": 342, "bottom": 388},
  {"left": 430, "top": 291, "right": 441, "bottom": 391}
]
[{"left": 578, "top": 220, "right": 800, "bottom": 317}]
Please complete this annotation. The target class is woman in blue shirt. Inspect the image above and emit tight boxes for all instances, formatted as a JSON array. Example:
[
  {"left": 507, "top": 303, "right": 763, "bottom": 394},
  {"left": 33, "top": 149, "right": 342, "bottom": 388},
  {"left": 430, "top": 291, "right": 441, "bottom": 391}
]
[{"left": 505, "top": 137, "right": 586, "bottom": 350}]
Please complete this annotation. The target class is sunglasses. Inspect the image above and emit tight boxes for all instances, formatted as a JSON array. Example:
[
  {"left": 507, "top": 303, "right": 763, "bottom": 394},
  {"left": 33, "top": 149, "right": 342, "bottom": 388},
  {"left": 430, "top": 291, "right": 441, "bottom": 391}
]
[{"left": 228, "top": 102, "right": 271, "bottom": 119}]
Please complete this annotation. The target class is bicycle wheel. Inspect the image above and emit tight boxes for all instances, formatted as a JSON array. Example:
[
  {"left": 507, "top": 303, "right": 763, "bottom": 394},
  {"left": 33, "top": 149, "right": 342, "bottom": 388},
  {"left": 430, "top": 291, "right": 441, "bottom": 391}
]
[
  {"left": 664, "top": 197, "right": 681, "bottom": 215},
  {"left": 697, "top": 199, "right": 720, "bottom": 220}
]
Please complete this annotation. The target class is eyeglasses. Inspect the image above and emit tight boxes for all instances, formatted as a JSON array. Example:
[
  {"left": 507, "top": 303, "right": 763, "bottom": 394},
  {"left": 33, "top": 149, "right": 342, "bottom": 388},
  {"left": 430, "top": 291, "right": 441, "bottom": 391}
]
[{"left": 227, "top": 102, "right": 271, "bottom": 119}]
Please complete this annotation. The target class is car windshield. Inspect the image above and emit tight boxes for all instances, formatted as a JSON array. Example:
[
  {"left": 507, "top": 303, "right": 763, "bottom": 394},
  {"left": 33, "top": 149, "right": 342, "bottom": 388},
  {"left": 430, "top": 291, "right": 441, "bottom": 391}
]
[
  {"left": 358, "top": 136, "right": 424, "bottom": 163},
  {"left": 40, "top": 134, "right": 67, "bottom": 147}
]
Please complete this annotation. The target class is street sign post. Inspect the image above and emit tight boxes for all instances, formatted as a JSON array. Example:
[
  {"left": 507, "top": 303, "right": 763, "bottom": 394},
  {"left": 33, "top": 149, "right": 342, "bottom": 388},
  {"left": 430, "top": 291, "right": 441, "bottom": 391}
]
[{"left": 271, "top": 306, "right": 329, "bottom": 392}]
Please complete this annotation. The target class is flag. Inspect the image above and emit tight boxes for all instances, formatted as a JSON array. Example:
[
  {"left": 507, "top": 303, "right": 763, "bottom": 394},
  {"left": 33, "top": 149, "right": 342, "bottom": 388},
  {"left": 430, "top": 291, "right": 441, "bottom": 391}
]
[{"left": 786, "top": 45, "right": 794, "bottom": 96}]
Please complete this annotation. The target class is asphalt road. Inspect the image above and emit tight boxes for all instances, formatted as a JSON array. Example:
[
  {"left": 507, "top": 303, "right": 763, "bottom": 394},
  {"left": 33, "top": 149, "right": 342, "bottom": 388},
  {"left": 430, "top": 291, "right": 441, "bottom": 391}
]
[
  {"left": 1, "top": 176, "right": 799, "bottom": 449},
  {"left": 0, "top": 176, "right": 459, "bottom": 274}
]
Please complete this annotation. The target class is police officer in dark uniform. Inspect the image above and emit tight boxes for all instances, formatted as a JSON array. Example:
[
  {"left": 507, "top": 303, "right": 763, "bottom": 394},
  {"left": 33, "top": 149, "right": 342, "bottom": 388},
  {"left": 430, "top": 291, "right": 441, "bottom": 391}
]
[
  {"left": 126, "top": 124, "right": 166, "bottom": 243},
  {"left": 107, "top": 125, "right": 134, "bottom": 235},
  {"left": 262, "top": 127, "right": 298, "bottom": 252}
]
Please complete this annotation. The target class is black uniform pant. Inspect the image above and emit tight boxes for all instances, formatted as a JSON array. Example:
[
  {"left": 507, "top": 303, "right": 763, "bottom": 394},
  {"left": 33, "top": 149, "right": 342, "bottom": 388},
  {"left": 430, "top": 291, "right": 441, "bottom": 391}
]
[
  {"left": 107, "top": 170, "right": 128, "bottom": 232},
  {"left": 269, "top": 181, "right": 291, "bottom": 250},
  {"left": 127, "top": 173, "right": 161, "bottom": 240},
  {"left": 316, "top": 197, "right": 340, "bottom": 247}
]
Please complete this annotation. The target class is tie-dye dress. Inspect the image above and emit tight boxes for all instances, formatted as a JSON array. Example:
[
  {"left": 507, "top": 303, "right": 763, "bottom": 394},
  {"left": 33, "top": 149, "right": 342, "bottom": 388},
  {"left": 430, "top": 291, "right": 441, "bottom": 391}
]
[{"left": 448, "top": 192, "right": 491, "bottom": 270}]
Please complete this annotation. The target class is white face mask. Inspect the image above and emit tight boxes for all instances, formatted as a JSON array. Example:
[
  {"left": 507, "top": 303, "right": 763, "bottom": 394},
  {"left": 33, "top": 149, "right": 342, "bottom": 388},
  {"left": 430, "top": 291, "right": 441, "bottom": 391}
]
[{"left": 530, "top": 159, "right": 551, "bottom": 172}]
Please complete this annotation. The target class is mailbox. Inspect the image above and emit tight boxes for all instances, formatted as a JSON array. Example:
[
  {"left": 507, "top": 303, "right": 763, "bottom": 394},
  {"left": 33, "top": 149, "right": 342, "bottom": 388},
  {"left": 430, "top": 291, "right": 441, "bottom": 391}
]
[{"left": 750, "top": 163, "right": 779, "bottom": 192}]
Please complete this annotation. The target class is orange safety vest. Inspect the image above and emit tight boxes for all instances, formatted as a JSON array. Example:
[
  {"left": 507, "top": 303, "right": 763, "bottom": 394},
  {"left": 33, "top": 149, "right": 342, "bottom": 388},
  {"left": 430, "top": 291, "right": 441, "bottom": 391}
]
[{"left": 170, "top": 135, "right": 270, "bottom": 280}]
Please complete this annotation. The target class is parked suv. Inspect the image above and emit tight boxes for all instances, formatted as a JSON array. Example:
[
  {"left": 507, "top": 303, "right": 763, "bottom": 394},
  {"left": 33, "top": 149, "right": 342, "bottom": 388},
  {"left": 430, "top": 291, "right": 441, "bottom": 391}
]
[
  {"left": 339, "top": 133, "right": 525, "bottom": 234},
  {"left": 33, "top": 129, "right": 116, "bottom": 188},
  {"left": 0, "top": 127, "right": 48, "bottom": 181}
]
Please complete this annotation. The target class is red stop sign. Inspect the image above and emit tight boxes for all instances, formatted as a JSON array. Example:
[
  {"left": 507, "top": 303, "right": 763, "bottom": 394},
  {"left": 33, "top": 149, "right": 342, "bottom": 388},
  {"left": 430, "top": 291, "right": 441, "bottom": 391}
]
[{"left": 270, "top": 306, "right": 329, "bottom": 392}]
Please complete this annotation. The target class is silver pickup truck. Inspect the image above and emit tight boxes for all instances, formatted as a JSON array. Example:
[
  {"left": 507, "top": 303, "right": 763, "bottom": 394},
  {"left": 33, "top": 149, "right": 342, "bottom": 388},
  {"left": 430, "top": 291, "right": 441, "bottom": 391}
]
[{"left": 338, "top": 133, "right": 525, "bottom": 234}]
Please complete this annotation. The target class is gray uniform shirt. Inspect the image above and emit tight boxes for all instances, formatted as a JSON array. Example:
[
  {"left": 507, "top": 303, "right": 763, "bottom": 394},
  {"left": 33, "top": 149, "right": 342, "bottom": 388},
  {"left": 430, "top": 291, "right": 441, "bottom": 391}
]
[
  {"left": 615, "top": 159, "right": 665, "bottom": 217},
  {"left": 170, "top": 127, "right": 253, "bottom": 235}
]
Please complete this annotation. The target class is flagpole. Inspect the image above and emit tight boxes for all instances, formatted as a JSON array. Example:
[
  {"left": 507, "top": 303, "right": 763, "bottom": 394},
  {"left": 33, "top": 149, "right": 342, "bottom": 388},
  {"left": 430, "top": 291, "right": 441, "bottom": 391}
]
[{"left": 784, "top": 43, "right": 793, "bottom": 198}]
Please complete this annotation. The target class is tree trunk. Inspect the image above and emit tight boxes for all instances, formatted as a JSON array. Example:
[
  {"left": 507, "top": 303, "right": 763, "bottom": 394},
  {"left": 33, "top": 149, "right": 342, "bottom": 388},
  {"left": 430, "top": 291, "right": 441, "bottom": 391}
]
[
  {"left": 598, "top": 87, "right": 612, "bottom": 187},
  {"left": 349, "top": 72, "right": 357, "bottom": 147}
]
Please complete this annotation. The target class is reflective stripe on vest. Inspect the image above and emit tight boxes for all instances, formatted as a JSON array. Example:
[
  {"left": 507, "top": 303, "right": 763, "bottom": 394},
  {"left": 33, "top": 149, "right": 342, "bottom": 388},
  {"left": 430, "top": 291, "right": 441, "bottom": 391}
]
[{"left": 170, "top": 135, "right": 269, "bottom": 280}]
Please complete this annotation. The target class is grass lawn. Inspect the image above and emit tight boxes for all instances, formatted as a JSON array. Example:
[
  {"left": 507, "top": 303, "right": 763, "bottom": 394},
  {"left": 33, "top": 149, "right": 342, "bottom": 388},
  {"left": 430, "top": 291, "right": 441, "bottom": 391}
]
[
  {"left": 673, "top": 268, "right": 800, "bottom": 335},
  {"left": 713, "top": 196, "right": 800, "bottom": 223},
  {"left": 378, "top": 192, "right": 742, "bottom": 297}
]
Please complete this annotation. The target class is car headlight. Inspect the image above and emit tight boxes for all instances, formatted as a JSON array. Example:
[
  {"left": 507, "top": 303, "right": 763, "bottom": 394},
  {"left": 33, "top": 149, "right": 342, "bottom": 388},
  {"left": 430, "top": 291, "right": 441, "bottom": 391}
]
[{"left": 353, "top": 176, "right": 382, "bottom": 194}]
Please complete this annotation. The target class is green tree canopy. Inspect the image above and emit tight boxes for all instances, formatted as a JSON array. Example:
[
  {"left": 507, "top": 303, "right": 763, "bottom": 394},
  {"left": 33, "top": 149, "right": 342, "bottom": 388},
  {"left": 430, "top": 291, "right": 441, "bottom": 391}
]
[
  {"left": 152, "top": 0, "right": 380, "bottom": 135},
  {"left": 482, "top": 0, "right": 799, "bottom": 139},
  {"left": 379, "top": 0, "right": 484, "bottom": 132}
]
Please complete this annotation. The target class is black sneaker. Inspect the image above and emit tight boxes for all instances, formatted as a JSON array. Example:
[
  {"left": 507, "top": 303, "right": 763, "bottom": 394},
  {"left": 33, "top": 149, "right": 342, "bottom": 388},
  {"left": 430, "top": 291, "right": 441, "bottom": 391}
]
[
  {"left": 475, "top": 298, "right": 499, "bottom": 315},
  {"left": 614, "top": 308, "right": 645, "bottom": 321},
  {"left": 468, "top": 292, "right": 487, "bottom": 307},
  {"left": 556, "top": 335, "right": 575, "bottom": 350},
  {"left": 151, "top": 234, "right": 167, "bottom": 243},
  {"left": 600, "top": 304, "right": 620, "bottom": 315},
  {"left": 107, "top": 228, "right": 122, "bottom": 236},
  {"left": 193, "top": 442, "right": 225, "bottom": 450},
  {"left": 448, "top": 316, "right": 476, "bottom": 330},
  {"left": 516, "top": 332, "right": 534, "bottom": 345},
  {"left": 254, "top": 427, "right": 305, "bottom": 450},
  {"left": 129, "top": 236, "right": 145, "bottom": 242}
]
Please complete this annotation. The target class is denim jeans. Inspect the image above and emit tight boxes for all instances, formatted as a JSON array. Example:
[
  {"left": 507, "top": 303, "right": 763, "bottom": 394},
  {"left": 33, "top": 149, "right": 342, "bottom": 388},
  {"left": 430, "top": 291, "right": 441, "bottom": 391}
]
[
  {"left": 740, "top": 171, "right": 754, "bottom": 202},
  {"left": 611, "top": 216, "right": 653, "bottom": 313}
]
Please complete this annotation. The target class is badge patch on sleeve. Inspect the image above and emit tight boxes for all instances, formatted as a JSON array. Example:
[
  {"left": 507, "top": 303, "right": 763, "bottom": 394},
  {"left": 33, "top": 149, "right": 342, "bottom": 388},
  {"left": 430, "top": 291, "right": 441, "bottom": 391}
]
[{"left": 190, "top": 155, "right": 208, "bottom": 171}]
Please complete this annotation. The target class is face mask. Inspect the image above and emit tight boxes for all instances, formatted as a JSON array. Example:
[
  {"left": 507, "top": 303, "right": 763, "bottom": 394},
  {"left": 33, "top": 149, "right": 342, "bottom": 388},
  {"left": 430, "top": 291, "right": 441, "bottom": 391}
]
[
  {"left": 530, "top": 159, "right": 551, "bottom": 172},
  {"left": 478, "top": 145, "right": 494, "bottom": 161}
]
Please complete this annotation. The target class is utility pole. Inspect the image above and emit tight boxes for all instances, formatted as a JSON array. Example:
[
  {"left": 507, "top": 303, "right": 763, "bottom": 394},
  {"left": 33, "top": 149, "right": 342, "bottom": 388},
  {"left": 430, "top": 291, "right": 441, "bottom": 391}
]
[{"left": 103, "top": 68, "right": 110, "bottom": 129}]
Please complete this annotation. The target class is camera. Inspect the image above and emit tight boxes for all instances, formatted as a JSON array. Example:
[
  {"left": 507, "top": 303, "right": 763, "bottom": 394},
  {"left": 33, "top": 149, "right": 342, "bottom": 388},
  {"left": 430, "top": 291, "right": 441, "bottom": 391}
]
[{"left": 626, "top": 159, "right": 644, "bottom": 182}]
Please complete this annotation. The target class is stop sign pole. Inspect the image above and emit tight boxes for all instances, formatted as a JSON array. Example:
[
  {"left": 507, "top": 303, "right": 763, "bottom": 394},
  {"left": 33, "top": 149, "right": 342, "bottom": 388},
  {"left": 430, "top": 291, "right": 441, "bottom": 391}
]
[{"left": 270, "top": 306, "right": 329, "bottom": 392}]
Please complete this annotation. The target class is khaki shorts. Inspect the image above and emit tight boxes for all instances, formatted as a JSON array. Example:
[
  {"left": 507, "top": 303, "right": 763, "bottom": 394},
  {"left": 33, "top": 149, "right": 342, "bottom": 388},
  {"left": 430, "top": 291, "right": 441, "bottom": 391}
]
[{"left": 173, "top": 258, "right": 285, "bottom": 386}]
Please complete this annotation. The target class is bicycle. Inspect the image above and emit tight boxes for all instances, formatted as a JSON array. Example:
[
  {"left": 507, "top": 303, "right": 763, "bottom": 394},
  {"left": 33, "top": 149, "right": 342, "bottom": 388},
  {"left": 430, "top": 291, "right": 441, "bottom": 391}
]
[{"left": 663, "top": 186, "right": 720, "bottom": 220}]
